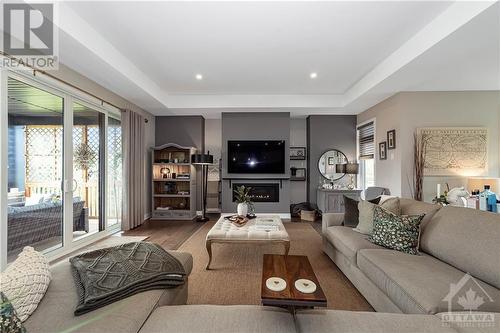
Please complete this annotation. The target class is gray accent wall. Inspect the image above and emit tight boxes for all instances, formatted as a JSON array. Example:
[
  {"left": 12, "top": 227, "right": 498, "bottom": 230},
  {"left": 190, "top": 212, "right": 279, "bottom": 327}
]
[
  {"left": 155, "top": 116, "right": 205, "bottom": 210},
  {"left": 221, "top": 112, "right": 290, "bottom": 213},
  {"left": 290, "top": 118, "right": 307, "bottom": 204},
  {"left": 307, "top": 115, "right": 357, "bottom": 204},
  {"left": 155, "top": 116, "right": 205, "bottom": 151}
]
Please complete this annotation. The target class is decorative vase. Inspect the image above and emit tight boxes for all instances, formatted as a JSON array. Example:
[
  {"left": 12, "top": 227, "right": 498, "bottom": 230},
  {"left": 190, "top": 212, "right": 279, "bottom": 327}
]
[{"left": 237, "top": 203, "right": 248, "bottom": 217}]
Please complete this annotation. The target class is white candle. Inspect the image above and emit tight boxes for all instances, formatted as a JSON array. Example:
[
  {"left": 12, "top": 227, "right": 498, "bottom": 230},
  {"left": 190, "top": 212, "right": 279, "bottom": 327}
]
[{"left": 437, "top": 184, "right": 441, "bottom": 198}]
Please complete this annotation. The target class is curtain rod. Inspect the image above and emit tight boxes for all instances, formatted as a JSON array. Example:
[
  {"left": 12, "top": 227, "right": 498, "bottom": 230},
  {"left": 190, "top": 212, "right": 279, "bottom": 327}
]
[{"left": 1, "top": 51, "right": 150, "bottom": 123}]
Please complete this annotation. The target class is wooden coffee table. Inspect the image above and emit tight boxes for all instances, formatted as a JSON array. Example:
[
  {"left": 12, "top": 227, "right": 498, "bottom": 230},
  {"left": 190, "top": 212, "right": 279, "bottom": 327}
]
[{"left": 261, "top": 254, "right": 327, "bottom": 309}]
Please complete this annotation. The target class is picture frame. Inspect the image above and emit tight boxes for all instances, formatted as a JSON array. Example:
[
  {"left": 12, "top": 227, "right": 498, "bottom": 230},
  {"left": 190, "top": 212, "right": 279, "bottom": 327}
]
[
  {"left": 379, "top": 142, "right": 387, "bottom": 160},
  {"left": 387, "top": 129, "right": 396, "bottom": 150},
  {"left": 290, "top": 147, "right": 306, "bottom": 160}
]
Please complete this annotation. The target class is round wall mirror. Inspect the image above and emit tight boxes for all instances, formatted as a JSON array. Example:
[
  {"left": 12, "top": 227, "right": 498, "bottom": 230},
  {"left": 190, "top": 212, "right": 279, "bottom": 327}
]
[{"left": 318, "top": 149, "right": 348, "bottom": 181}]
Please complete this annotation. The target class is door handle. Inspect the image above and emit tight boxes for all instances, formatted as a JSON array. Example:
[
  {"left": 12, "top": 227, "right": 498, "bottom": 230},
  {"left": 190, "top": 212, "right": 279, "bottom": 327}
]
[{"left": 63, "top": 179, "right": 78, "bottom": 193}]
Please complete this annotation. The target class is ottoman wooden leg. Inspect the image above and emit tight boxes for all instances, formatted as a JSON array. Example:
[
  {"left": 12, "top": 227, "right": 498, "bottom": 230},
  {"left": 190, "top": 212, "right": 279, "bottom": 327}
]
[
  {"left": 205, "top": 240, "right": 213, "bottom": 270},
  {"left": 284, "top": 241, "right": 290, "bottom": 256}
]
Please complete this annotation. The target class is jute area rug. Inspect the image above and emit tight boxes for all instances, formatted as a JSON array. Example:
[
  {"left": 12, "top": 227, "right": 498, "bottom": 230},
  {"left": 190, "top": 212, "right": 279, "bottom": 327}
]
[{"left": 178, "top": 221, "right": 373, "bottom": 311}]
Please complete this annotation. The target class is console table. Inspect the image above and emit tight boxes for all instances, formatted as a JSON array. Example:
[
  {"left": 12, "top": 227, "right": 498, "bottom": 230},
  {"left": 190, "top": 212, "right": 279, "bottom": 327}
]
[{"left": 317, "top": 189, "right": 362, "bottom": 213}]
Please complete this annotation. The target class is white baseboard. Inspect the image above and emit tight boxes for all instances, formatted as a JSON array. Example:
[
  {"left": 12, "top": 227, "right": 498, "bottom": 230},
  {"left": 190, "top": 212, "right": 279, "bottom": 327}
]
[{"left": 144, "top": 212, "right": 151, "bottom": 220}]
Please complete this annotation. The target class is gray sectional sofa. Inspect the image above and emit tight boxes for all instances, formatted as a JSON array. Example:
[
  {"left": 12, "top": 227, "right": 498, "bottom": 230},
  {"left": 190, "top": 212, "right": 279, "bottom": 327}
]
[
  {"left": 23, "top": 199, "right": 499, "bottom": 332},
  {"left": 24, "top": 250, "right": 193, "bottom": 333},
  {"left": 322, "top": 198, "right": 500, "bottom": 315}
]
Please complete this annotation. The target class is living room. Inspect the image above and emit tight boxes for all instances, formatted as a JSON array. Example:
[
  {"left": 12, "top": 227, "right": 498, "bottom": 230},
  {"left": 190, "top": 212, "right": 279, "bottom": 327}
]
[{"left": 1, "top": 1, "right": 499, "bottom": 333}]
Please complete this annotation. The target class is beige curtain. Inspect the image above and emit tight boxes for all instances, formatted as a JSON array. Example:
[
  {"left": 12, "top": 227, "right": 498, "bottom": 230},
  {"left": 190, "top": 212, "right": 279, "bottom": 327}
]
[{"left": 121, "top": 110, "right": 145, "bottom": 230}]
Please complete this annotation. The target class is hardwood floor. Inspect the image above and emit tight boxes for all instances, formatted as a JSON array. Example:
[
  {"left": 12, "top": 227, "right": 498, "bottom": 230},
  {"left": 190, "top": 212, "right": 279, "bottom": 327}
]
[
  {"left": 123, "top": 214, "right": 220, "bottom": 250},
  {"left": 123, "top": 214, "right": 322, "bottom": 250}
]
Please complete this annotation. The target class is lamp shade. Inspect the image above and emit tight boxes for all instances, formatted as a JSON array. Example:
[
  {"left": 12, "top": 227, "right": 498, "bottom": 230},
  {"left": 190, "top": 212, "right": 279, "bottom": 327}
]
[
  {"left": 191, "top": 152, "right": 214, "bottom": 165},
  {"left": 345, "top": 163, "right": 359, "bottom": 175},
  {"left": 468, "top": 177, "right": 500, "bottom": 193},
  {"left": 335, "top": 164, "right": 346, "bottom": 173}
]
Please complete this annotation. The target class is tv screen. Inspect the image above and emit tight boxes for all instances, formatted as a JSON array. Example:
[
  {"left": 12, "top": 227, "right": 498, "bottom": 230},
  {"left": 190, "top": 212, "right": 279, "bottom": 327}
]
[{"left": 228, "top": 140, "right": 285, "bottom": 174}]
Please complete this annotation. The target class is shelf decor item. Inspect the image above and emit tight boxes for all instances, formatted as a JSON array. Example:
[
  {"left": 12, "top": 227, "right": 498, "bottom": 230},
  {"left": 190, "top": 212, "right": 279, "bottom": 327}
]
[
  {"left": 160, "top": 167, "right": 170, "bottom": 179},
  {"left": 290, "top": 147, "right": 306, "bottom": 160},
  {"left": 291, "top": 168, "right": 306, "bottom": 181},
  {"left": 191, "top": 151, "right": 214, "bottom": 222}
]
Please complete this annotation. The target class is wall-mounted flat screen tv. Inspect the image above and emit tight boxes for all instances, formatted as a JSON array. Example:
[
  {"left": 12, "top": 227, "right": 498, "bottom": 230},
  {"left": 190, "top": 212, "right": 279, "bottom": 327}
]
[{"left": 228, "top": 140, "right": 285, "bottom": 174}]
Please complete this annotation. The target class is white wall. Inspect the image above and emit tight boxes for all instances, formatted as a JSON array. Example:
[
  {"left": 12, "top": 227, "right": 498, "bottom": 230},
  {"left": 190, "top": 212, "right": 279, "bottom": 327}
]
[
  {"left": 358, "top": 91, "right": 500, "bottom": 201},
  {"left": 399, "top": 92, "right": 499, "bottom": 201},
  {"left": 357, "top": 95, "right": 403, "bottom": 196}
]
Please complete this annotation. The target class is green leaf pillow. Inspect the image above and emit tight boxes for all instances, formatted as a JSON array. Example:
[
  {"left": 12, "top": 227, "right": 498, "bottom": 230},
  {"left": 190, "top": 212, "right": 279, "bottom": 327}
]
[
  {"left": 0, "top": 292, "right": 26, "bottom": 333},
  {"left": 369, "top": 206, "right": 424, "bottom": 255}
]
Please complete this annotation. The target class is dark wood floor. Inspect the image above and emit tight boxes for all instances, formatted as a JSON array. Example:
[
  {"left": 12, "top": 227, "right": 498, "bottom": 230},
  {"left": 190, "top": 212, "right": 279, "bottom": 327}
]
[
  {"left": 123, "top": 214, "right": 219, "bottom": 250},
  {"left": 123, "top": 214, "right": 322, "bottom": 250}
]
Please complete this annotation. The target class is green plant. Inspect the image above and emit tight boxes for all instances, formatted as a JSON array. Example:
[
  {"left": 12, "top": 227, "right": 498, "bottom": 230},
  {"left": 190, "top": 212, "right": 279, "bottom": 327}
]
[{"left": 234, "top": 185, "right": 252, "bottom": 204}]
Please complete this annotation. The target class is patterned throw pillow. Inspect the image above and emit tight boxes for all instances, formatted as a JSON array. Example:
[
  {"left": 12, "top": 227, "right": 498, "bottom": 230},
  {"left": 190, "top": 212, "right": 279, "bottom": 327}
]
[
  {"left": 369, "top": 206, "right": 425, "bottom": 255},
  {"left": 0, "top": 292, "right": 26, "bottom": 333},
  {"left": 355, "top": 197, "right": 401, "bottom": 235},
  {"left": 0, "top": 247, "right": 51, "bottom": 322}
]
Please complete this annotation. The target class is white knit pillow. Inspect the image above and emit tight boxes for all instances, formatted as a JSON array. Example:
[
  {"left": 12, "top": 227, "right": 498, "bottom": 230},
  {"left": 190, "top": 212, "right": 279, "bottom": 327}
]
[{"left": 0, "top": 247, "right": 51, "bottom": 322}]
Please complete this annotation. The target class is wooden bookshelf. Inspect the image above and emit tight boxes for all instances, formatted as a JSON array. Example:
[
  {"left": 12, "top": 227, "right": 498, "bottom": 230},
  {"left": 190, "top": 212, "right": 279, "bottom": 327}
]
[{"left": 151, "top": 143, "right": 197, "bottom": 220}]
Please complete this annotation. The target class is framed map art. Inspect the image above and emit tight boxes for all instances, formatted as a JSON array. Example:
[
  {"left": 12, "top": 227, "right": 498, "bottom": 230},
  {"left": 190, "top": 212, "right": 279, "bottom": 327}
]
[{"left": 418, "top": 127, "right": 488, "bottom": 176}]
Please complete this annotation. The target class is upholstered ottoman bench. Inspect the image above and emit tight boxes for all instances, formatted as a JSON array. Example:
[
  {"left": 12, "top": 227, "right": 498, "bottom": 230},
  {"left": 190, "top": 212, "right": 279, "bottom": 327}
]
[{"left": 205, "top": 215, "right": 290, "bottom": 269}]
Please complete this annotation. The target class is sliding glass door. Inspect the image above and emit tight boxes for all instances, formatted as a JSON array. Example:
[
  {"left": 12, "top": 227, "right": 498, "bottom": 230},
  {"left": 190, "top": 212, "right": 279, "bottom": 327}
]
[
  {"left": 6, "top": 77, "right": 65, "bottom": 261},
  {"left": 72, "top": 102, "right": 105, "bottom": 240},
  {"left": 2, "top": 73, "right": 122, "bottom": 265}
]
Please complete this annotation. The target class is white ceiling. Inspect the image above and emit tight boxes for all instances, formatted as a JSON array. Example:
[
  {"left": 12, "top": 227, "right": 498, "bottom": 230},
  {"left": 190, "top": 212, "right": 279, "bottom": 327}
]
[{"left": 53, "top": 1, "right": 499, "bottom": 117}]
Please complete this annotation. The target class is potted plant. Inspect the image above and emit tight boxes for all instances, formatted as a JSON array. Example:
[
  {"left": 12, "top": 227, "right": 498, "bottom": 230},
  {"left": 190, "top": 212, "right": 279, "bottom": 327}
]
[{"left": 234, "top": 185, "right": 252, "bottom": 216}]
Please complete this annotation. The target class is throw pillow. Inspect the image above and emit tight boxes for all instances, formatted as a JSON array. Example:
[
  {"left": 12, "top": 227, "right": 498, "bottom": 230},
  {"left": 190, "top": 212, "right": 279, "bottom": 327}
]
[
  {"left": 343, "top": 195, "right": 381, "bottom": 227},
  {"left": 355, "top": 197, "right": 401, "bottom": 235},
  {"left": 0, "top": 247, "right": 51, "bottom": 322},
  {"left": 0, "top": 292, "right": 26, "bottom": 333},
  {"left": 369, "top": 206, "right": 424, "bottom": 255}
]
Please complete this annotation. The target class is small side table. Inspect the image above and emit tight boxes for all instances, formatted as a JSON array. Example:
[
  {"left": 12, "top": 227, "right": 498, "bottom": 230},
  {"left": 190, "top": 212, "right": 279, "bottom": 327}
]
[{"left": 261, "top": 254, "right": 327, "bottom": 310}]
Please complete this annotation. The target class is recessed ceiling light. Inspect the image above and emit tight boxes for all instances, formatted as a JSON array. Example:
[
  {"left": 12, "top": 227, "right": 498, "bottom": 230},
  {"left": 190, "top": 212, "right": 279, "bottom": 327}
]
[
  {"left": 195, "top": 74, "right": 203, "bottom": 80},
  {"left": 310, "top": 72, "right": 318, "bottom": 79}
]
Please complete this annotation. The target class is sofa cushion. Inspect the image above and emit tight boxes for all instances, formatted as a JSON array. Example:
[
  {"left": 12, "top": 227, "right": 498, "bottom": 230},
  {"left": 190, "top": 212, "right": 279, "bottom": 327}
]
[
  {"left": 399, "top": 198, "right": 441, "bottom": 231},
  {"left": 420, "top": 206, "right": 500, "bottom": 289},
  {"left": 23, "top": 251, "right": 192, "bottom": 333},
  {"left": 355, "top": 198, "right": 401, "bottom": 235},
  {"left": 0, "top": 292, "right": 26, "bottom": 333},
  {"left": 0, "top": 247, "right": 51, "bottom": 322},
  {"left": 357, "top": 249, "right": 500, "bottom": 314},
  {"left": 343, "top": 195, "right": 381, "bottom": 227},
  {"left": 139, "top": 305, "right": 295, "bottom": 333},
  {"left": 369, "top": 206, "right": 424, "bottom": 255},
  {"left": 295, "top": 309, "right": 456, "bottom": 333},
  {"left": 324, "top": 226, "right": 384, "bottom": 265}
]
